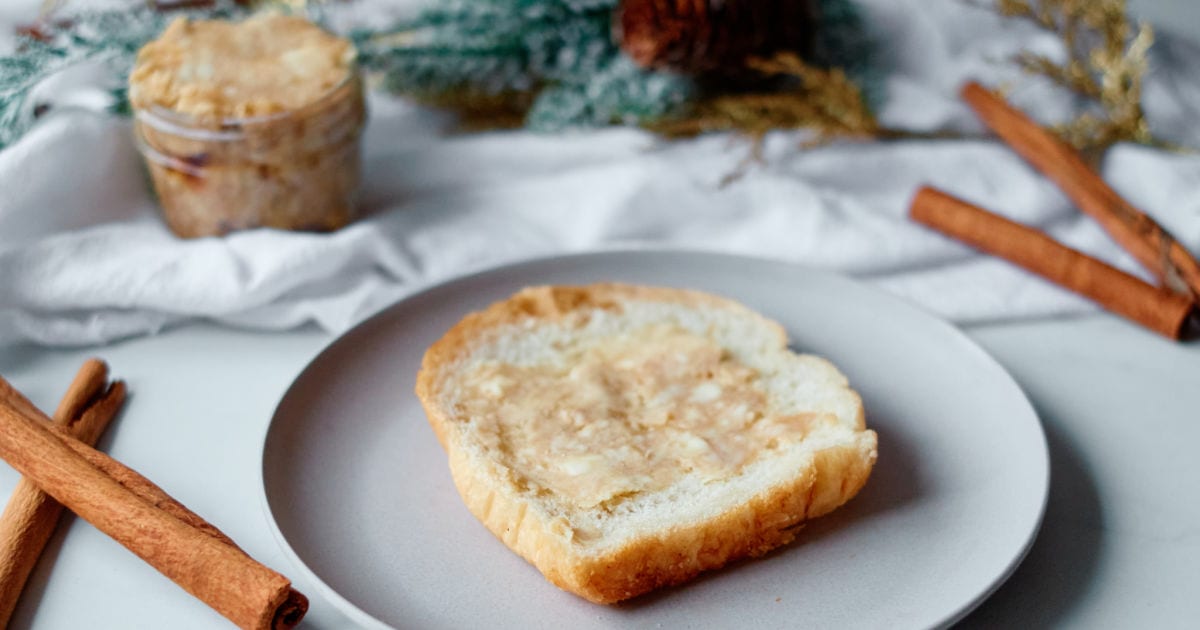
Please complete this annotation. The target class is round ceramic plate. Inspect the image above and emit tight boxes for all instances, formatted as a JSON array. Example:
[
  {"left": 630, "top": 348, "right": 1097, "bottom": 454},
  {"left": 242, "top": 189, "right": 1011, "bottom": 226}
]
[{"left": 261, "top": 250, "right": 1048, "bottom": 630}]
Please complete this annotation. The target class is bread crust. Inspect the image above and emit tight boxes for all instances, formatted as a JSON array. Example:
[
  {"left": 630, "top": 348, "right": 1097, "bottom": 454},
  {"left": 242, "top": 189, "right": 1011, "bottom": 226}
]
[{"left": 416, "top": 284, "right": 877, "bottom": 604}]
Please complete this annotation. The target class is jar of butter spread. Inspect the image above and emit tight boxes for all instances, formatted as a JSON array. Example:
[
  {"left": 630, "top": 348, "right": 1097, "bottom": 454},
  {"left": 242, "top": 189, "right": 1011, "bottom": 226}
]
[{"left": 128, "top": 13, "right": 366, "bottom": 238}]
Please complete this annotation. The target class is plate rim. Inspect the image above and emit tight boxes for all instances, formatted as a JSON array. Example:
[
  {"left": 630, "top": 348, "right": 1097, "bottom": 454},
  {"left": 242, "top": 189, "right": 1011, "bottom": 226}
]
[{"left": 257, "top": 247, "right": 1050, "bottom": 630}]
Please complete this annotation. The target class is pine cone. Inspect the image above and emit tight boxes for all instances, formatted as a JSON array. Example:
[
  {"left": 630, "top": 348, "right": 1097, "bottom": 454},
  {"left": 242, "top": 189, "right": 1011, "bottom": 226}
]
[{"left": 616, "top": 0, "right": 819, "bottom": 73}]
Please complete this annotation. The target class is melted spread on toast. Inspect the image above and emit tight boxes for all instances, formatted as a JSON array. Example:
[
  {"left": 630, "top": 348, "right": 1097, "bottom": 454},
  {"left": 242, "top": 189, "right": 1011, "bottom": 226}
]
[{"left": 458, "top": 324, "right": 825, "bottom": 511}]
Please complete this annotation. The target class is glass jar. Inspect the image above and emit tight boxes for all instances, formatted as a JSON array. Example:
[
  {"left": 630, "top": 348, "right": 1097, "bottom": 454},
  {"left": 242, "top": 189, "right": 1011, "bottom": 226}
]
[{"left": 133, "top": 71, "right": 366, "bottom": 238}]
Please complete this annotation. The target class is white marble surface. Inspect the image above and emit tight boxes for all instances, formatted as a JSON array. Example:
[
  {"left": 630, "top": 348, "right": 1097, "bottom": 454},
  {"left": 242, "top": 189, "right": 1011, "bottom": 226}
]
[{"left": 0, "top": 311, "right": 1198, "bottom": 628}]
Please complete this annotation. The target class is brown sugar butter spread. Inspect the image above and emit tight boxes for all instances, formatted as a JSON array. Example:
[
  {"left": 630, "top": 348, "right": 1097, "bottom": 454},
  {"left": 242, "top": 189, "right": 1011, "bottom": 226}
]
[
  {"left": 128, "top": 12, "right": 366, "bottom": 238},
  {"left": 129, "top": 13, "right": 356, "bottom": 120},
  {"left": 459, "top": 324, "right": 827, "bottom": 510}
]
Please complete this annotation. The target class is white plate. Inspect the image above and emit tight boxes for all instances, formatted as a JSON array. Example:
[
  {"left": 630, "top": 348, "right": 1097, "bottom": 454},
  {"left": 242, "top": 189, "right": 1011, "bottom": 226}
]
[{"left": 261, "top": 250, "right": 1048, "bottom": 630}]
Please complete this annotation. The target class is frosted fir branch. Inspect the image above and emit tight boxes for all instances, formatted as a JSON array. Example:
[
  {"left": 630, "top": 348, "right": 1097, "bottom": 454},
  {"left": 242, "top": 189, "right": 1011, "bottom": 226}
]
[
  {"left": 0, "top": 1, "right": 253, "bottom": 150},
  {"left": 0, "top": 41, "right": 68, "bottom": 147},
  {"left": 526, "top": 54, "right": 694, "bottom": 129},
  {"left": 352, "top": 0, "right": 704, "bottom": 129},
  {"left": 353, "top": 0, "right": 618, "bottom": 97},
  {"left": 0, "top": 20, "right": 162, "bottom": 148},
  {"left": 0, "top": 1, "right": 328, "bottom": 150}
]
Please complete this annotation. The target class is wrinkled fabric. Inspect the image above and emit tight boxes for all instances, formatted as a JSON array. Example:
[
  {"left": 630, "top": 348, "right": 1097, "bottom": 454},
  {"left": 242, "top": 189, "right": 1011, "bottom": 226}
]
[{"left": 1, "top": 0, "right": 1198, "bottom": 346}]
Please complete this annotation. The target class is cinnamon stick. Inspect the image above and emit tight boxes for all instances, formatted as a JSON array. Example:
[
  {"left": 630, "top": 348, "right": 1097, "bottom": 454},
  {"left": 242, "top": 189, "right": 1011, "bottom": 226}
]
[
  {"left": 51, "top": 358, "right": 109, "bottom": 425},
  {"left": 0, "top": 377, "right": 238, "bottom": 551},
  {"left": 0, "top": 360, "right": 121, "bottom": 628},
  {"left": 0, "top": 380, "right": 307, "bottom": 629},
  {"left": 910, "top": 186, "right": 1195, "bottom": 339},
  {"left": 961, "top": 81, "right": 1200, "bottom": 303}
]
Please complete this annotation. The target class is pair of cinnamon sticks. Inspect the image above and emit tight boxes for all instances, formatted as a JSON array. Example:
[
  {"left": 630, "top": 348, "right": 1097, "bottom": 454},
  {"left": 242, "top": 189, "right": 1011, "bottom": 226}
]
[
  {"left": 0, "top": 361, "right": 307, "bottom": 629},
  {"left": 909, "top": 82, "right": 1199, "bottom": 340}
]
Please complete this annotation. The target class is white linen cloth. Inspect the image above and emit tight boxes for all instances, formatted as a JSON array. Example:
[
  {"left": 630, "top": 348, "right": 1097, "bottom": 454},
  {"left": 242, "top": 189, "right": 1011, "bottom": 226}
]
[{"left": 1, "top": 0, "right": 1199, "bottom": 346}]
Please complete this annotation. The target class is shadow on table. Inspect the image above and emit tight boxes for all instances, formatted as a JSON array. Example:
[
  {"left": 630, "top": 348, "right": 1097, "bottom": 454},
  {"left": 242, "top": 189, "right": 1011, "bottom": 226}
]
[
  {"left": 957, "top": 399, "right": 1104, "bottom": 628},
  {"left": 8, "top": 512, "right": 74, "bottom": 629},
  {"left": 0, "top": 344, "right": 45, "bottom": 376},
  {"left": 3, "top": 397, "right": 127, "bottom": 630}
]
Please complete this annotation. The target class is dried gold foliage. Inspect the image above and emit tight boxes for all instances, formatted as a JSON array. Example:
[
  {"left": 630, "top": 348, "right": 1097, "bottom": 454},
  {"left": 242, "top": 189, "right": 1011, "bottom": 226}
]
[
  {"left": 654, "top": 1, "right": 1173, "bottom": 157},
  {"left": 648, "top": 53, "right": 879, "bottom": 144},
  {"left": 650, "top": 52, "right": 980, "bottom": 184},
  {"left": 984, "top": 0, "right": 1168, "bottom": 152}
]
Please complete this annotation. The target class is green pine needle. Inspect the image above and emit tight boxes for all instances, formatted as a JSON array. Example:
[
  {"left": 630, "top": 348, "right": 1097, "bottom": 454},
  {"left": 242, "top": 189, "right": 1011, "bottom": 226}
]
[
  {"left": 0, "top": 1, "right": 248, "bottom": 149},
  {"left": 353, "top": 0, "right": 696, "bottom": 129},
  {"left": 1, "top": 0, "right": 881, "bottom": 144}
]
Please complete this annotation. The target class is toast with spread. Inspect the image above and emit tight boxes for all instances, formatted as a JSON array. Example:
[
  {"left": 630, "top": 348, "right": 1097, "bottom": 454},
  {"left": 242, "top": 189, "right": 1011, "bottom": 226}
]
[{"left": 415, "top": 284, "right": 877, "bottom": 603}]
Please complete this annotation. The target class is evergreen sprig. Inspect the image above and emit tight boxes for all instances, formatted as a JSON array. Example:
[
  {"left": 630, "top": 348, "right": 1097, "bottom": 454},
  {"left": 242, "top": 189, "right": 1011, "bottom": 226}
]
[
  {"left": 4, "top": 0, "right": 869, "bottom": 142},
  {"left": 0, "top": 38, "right": 67, "bottom": 147},
  {"left": 352, "top": 0, "right": 695, "bottom": 129},
  {"left": 0, "top": 0, "right": 247, "bottom": 149},
  {"left": 354, "top": 0, "right": 617, "bottom": 95},
  {"left": 353, "top": 0, "right": 876, "bottom": 131}
]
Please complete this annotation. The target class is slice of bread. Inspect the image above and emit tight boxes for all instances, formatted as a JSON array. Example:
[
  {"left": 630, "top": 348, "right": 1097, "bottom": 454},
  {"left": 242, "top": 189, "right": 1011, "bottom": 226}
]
[{"left": 416, "top": 284, "right": 877, "bottom": 604}]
